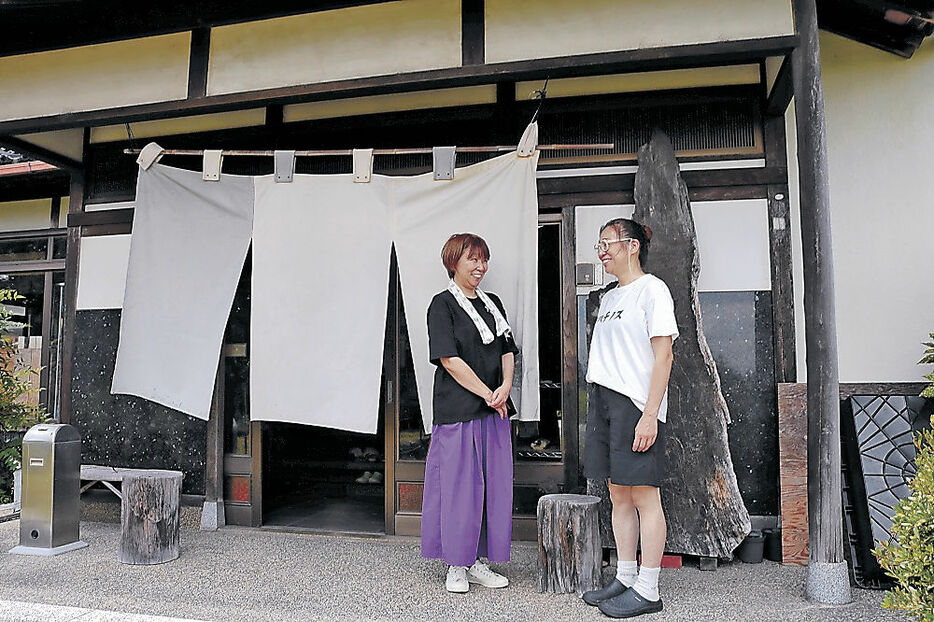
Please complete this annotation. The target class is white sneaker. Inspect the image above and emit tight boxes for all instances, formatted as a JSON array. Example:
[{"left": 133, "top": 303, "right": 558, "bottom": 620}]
[
  {"left": 446, "top": 566, "right": 469, "bottom": 593},
  {"left": 467, "top": 560, "right": 509, "bottom": 588}
]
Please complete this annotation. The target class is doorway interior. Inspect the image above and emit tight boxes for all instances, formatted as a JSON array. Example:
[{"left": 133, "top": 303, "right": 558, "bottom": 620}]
[{"left": 224, "top": 220, "right": 571, "bottom": 535}]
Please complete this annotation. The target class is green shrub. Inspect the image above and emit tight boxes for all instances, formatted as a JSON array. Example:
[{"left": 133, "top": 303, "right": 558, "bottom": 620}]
[
  {"left": 921, "top": 333, "right": 934, "bottom": 399},
  {"left": 873, "top": 416, "right": 934, "bottom": 622},
  {"left": 0, "top": 289, "right": 48, "bottom": 504}
]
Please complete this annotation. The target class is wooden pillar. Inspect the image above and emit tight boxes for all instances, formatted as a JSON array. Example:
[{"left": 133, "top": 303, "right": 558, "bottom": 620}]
[
  {"left": 201, "top": 358, "right": 226, "bottom": 531},
  {"left": 58, "top": 170, "right": 85, "bottom": 424},
  {"left": 791, "top": 0, "right": 851, "bottom": 604}
]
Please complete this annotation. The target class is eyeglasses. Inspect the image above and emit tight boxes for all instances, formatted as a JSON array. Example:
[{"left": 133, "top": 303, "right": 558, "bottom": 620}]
[{"left": 593, "top": 238, "right": 633, "bottom": 254}]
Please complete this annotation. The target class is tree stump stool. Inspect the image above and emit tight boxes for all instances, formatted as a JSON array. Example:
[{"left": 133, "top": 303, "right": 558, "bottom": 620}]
[
  {"left": 537, "top": 493, "right": 602, "bottom": 593},
  {"left": 118, "top": 471, "right": 183, "bottom": 565}
]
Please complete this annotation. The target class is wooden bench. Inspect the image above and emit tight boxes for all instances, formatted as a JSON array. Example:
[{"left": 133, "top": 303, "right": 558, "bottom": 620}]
[
  {"left": 81, "top": 465, "right": 184, "bottom": 565},
  {"left": 80, "top": 465, "right": 182, "bottom": 499}
]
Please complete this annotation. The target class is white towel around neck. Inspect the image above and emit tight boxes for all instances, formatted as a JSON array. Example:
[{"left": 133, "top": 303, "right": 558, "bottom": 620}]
[{"left": 446, "top": 280, "right": 512, "bottom": 345}]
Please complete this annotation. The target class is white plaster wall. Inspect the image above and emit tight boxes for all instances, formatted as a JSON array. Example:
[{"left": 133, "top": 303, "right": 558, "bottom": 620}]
[
  {"left": 0, "top": 34, "right": 190, "bottom": 122},
  {"left": 0, "top": 199, "right": 53, "bottom": 231},
  {"left": 208, "top": 0, "right": 462, "bottom": 95},
  {"left": 90, "top": 109, "right": 266, "bottom": 143},
  {"left": 575, "top": 198, "right": 771, "bottom": 295},
  {"left": 486, "top": 0, "right": 794, "bottom": 63},
  {"left": 12, "top": 129, "right": 85, "bottom": 162},
  {"left": 515, "top": 65, "right": 760, "bottom": 101},
  {"left": 283, "top": 85, "right": 497, "bottom": 122},
  {"left": 787, "top": 33, "right": 934, "bottom": 383},
  {"left": 76, "top": 235, "right": 131, "bottom": 310}
]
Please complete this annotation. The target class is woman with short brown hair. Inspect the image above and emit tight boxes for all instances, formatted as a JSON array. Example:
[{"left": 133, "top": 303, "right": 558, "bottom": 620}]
[{"left": 420, "top": 233, "right": 518, "bottom": 594}]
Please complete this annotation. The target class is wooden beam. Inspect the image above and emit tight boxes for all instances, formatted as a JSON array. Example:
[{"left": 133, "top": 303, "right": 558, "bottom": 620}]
[
  {"left": 766, "top": 55, "right": 794, "bottom": 116},
  {"left": 39, "top": 270, "right": 53, "bottom": 412},
  {"left": 37, "top": 196, "right": 61, "bottom": 413},
  {"left": 839, "top": 382, "right": 929, "bottom": 400},
  {"left": 560, "top": 206, "right": 579, "bottom": 491},
  {"left": 792, "top": 0, "right": 850, "bottom": 604},
  {"left": 537, "top": 184, "right": 772, "bottom": 209},
  {"left": 763, "top": 114, "right": 796, "bottom": 383},
  {"left": 462, "top": 0, "right": 484, "bottom": 66},
  {"left": 0, "top": 35, "right": 798, "bottom": 135},
  {"left": 68, "top": 208, "right": 134, "bottom": 227},
  {"left": 0, "top": 135, "right": 82, "bottom": 172},
  {"left": 80, "top": 223, "right": 133, "bottom": 237},
  {"left": 58, "top": 168, "right": 85, "bottom": 424},
  {"left": 384, "top": 262, "right": 399, "bottom": 536},
  {"left": 250, "top": 421, "right": 263, "bottom": 527},
  {"left": 202, "top": 356, "right": 226, "bottom": 530},
  {"left": 187, "top": 28, "right": 211, "bottom": 99},
  {"left": 538, "top": 168, "right": 785, "bottom": 195},
  {"left": 0, "top": 259, "right": 66, "bottom": 273},
  {"left": 49, "top": 195, "right": 61, "bottom": 229},
  {"left": 0, "top": 169, "right": 70, "bottom": 202},
  {"left": 0, "top": 227, "right": 67, "bottom": 241}
]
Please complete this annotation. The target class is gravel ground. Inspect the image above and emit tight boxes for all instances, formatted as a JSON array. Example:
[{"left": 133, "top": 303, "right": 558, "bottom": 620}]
[{"left": 0, "top": 520, "right": 907, "bottom": 622}]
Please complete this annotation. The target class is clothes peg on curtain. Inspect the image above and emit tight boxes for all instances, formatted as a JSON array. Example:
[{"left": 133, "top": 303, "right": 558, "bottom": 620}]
[
  {"left": 274, "top": 150, "right": 296, "bottom": 183},
  {"left": 518, "top": 123, "right": 538, "bottom": 158},
  {"left": 353, "top": 148, "right": 374, "bottom": 183},
  {"left": 432, "top": 146, "right": 457, "bottom": 181},
  {"left": 202, "top": 150, "right": 223, "bottom": 182},
  {"left": 136, "top": 142, "right": 165, "bottom": 170}
]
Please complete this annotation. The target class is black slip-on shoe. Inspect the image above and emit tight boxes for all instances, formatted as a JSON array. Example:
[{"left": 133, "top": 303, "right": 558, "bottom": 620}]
[
  {"left": 582, "top": 579, "right": 628, "bottom": 606},
  {"left": 597, "top": 587, "right": 664, "bottom": 618}
]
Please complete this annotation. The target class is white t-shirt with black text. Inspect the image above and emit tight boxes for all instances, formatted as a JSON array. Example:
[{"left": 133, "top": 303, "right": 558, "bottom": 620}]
[{"left": 586, "top": 274, "right": 679, "bottom": 422}]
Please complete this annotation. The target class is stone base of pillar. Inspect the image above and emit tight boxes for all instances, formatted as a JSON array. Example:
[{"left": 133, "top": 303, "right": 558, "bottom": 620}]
[
  {"left": 806, "top": 561, "right": 851, "bottom": 604},
  {"left": 200, "top": 499, "right": 226, "bottom": 532}
]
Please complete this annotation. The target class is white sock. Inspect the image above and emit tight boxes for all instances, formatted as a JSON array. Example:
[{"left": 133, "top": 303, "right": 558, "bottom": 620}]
[
  {"left": 615, "top": 560, "right": 638, "bottom": 587},
  {"left": 632, "top": 566, "right": 660, "bottom": 601}
]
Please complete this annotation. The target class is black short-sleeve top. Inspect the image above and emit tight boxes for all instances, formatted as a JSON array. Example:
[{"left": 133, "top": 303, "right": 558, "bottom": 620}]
[{"left": 427, "top": 290, "right": 520, "bottom": 425}]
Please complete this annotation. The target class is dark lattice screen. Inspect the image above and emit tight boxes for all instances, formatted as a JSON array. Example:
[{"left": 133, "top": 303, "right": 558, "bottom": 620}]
[
  {"left": 841, "top": 395, "right": 933, "bottom": 587},
  {"left": 537, "top": 97, "right": 759, "bottom": 161}
]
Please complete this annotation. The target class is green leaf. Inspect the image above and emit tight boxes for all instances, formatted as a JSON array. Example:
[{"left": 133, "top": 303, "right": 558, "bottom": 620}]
[{"left": 873, "top": 422, "right": 934, "bottom": 620}]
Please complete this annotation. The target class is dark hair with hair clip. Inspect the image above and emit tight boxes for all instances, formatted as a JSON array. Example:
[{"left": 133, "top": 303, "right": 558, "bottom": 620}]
[{"left": 600, "top": 218, "right": 653, "bottom": 267}]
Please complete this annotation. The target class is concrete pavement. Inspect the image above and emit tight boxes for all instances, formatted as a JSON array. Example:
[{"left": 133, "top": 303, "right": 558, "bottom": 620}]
[{"left": 0, "top": 520, "right": 904, "bottom": 622}]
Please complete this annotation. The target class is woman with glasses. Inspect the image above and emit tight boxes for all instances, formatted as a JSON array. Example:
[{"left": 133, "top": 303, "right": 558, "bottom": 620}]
[
  {"left": 581, "top": 218, "right": 678, "bottom": 619},
  {"left": 420, "top": 233, "right": 518, "bottom": 594}
]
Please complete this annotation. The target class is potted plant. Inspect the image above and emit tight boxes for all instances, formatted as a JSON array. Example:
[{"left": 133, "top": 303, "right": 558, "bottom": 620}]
[
  {"left": 0, "top": 289, "right": 48, "bottom": 506},
  {"left": 872, "top": 332, "right": 934, "bottom": 621}
]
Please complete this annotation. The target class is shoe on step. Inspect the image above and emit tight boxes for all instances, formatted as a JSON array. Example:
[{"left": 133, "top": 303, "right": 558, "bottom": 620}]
[
  {"left": 582, "top": 579, "right": 627, "bottom": 606},
  {"left": 446, "top": 566, "right": 469, "bottom": 593},
  {"left": 598, "top": 587, "right": 663, "bottom": 618},
  {"left": 355, "top": 471, "right": 372, "bottom": 484},
  {"left": 368, "top": 471, "right": 383, "bottom": 484},
  {"left": 467, "top": 560, "right": 509, "bottom": 588}
]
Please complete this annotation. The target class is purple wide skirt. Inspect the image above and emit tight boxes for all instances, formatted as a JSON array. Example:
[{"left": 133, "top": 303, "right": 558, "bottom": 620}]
[{"left": 420, "top": 414, "right": 513, "bottom": 566}]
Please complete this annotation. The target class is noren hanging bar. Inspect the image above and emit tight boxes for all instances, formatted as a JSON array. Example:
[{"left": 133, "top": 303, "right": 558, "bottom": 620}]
[{"left": 124, "top": 144, "right": 614, "bottom": 157}]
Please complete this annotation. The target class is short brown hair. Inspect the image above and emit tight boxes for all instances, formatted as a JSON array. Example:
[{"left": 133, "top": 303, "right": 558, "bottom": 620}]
[{"left": 441, "top": 233, "right": 490, "bottom": 278}]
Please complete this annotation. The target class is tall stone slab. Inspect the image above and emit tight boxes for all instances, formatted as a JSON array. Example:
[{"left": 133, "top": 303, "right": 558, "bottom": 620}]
[
  {"left": 633, "top": 129, "right": 750, "bottom": 557},
  {"left": 585, "top": 130, "right": 751, "bottom": 558}
]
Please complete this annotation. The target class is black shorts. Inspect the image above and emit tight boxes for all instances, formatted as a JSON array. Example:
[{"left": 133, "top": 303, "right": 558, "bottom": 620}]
[{"left": 583, "top": 384, "right": 666, "bottom": 487}]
